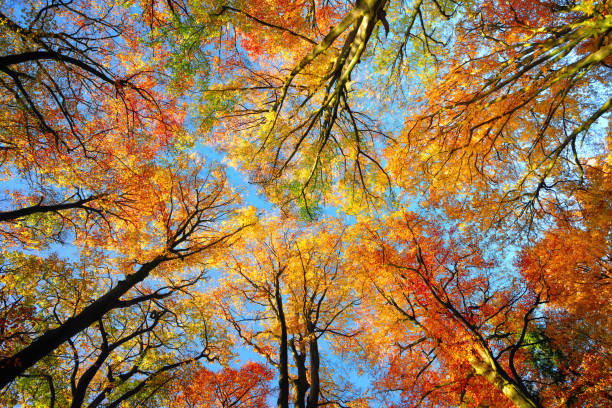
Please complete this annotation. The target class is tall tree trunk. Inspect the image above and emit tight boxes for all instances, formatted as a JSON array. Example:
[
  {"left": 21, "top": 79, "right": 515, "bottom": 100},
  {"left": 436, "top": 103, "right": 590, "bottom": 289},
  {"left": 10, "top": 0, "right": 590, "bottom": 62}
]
[
  {"left": 306, "top": 335, "right": 320, "bottom": 408},
  {"left": 291, "top": 338, "right": 309, "bottom": 408},
  {"left": 275, "top": 274, "right": 290, "bottom": 408},
  {"left": 468, "top": 345, "right": 541, "bottom": 408}
]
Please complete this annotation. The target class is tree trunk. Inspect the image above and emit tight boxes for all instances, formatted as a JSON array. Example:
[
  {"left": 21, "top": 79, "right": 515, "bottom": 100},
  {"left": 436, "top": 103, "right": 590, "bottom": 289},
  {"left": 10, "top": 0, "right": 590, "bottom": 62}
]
[
  {"left": 306, "top": 335, "right": 320, "bottom": 408},
  {"left": 468, "top": 346, "right": 541, "bottom": 408},
  {"left": 291, "top": 338, "right": 309, "bottom": 408},
  {"left": 275, "top": 275, "right": 290, "bottom": 408}
]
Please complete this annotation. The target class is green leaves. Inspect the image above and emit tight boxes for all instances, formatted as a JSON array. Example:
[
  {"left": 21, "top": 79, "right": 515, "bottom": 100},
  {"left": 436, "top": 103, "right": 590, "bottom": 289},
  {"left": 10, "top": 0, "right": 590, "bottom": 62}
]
[{"left": 524, "top": 329, "right": 566, "bottom": 385}]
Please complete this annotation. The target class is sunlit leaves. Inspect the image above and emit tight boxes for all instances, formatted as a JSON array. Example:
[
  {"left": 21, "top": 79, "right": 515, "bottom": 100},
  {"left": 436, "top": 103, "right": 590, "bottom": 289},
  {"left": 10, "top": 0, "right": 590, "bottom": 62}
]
[{"left": 173, "top": 362, "right": 274, "bottom": 408}]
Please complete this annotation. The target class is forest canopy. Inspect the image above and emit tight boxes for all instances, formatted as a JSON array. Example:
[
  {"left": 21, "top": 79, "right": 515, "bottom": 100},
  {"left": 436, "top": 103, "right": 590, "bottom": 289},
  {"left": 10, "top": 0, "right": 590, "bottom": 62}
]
[{"left": 0, "top": 0, "right": 610, "bottom": 407}]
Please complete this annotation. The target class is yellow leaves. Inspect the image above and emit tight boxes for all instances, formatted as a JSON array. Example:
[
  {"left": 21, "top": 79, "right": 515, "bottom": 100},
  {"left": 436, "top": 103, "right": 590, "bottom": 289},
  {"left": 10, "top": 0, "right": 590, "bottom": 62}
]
[
  {"left": 231, "top": 205, "right": 259, "bottom": 229},
  {"left": 571, "top": 0, "right": 600, "bottom": 17}
]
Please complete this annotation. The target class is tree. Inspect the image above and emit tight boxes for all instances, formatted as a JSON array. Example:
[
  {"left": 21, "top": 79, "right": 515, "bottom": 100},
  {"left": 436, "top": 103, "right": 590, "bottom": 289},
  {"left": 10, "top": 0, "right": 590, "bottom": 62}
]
[
  {"left": 0, "top": 0, "right": 249, "bottom": 397},
  {"left": 149, "top": 0, "right": 610, "bottom": 225},
  {"left": 0, "top": 0, "right": 179, "bottom": 152},
  {"left": 0, "top": 1, "right": 254, "bottom": 405},
  {"left": 347, "top": 208, "right": 611, "bottom": 407},
  {"left": 348, "top": 212, "right": 542, "bottom": 407},
  {"left": 0, "top": 160, "right": 247, "bottom": 389},
  {"left": 516, "top": 159, "right": 611, "bottom": 406},
  {"left": 215, "top": 216, "right": 363, "bottom": 408},
  {"left": 387, "top": 0, "right": 611, "bottom": 230},
  {"left": 0, "top": 249, "right": 229, "bottom": 408},
  {"left": 1, "top": 0, "right": 610, "bottom": 407},
  {"left": 0, "top": 0, "right": 187, "bottom": 249},
  {"left": 148, "top": 0, "right": 454, "bottom": 214}
]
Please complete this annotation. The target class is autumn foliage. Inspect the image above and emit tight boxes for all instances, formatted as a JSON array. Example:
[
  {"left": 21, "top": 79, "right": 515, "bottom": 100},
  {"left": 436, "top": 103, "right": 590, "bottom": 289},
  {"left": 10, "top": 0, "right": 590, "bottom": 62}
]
[
  {"left": 0, "top": 0, "right": 610, "bottom": 407},
  {"left": 173, "top": 362, "right": 274, "bottom": 408}
]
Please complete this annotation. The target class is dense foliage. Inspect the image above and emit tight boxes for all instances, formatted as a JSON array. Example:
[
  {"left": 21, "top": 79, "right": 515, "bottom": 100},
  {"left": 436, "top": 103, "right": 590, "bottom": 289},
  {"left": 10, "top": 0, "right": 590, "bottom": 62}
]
[{"left": 0, "top": 0, "right": 609, "bottom": 407}]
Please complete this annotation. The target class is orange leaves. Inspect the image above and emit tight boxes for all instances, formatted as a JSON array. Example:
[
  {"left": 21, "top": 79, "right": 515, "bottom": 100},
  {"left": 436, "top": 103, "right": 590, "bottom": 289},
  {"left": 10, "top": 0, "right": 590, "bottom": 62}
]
[
  {"left": 480, "top": 0, "right": 557, "bottom": 29},
  {"left": 1, "top": 1, "right": 611, "bottom": 407},
  {"left": 516, "top": 169, "right": 611, "bottom": 405},
  {"left": 518, "top": 159, "right": 611, "bottom": 319},
  {"left": 347, "top": 211, "right": 552, "bottom": 407},
  {"left": 0, "top": 0, "right": 194, "bottom": 256},
  {"left": 388, "top": 1, "right": 611, "bottom": 231},
  {"left": 173, "top": 362, "right": 274, "bottom": 408}
]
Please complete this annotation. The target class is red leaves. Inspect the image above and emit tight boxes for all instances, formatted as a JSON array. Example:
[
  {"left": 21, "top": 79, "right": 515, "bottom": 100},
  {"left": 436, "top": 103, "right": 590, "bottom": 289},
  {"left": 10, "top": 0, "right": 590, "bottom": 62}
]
[
  {"left": 174, "top": 362, "right": 274, "bottom": 408},
  {"left": 481, "top": 0, "right": 557, "bottom": 28}
]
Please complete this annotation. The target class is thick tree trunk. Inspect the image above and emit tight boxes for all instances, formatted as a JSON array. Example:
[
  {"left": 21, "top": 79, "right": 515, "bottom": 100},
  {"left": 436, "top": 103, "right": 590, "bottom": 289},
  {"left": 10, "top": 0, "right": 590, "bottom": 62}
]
[
  {"left": 468, "top": 346, "right": 541, "bottom": 408},
  {"left": 275, "top": 276, "right": 290, "bottom": 408},
  {"left": 0, "top": 257, "right": 164, "bottom": 389},
  {"left": 290, "top": 339, "right": 309, "bottom": 408},
  {"left": 306, "top": 336, "right": 320, "bottom": 408}
]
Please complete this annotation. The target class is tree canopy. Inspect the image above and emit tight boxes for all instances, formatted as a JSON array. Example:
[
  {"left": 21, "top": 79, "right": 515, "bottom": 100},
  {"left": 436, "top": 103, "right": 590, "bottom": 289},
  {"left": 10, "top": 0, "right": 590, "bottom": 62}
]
[{"left": 0, "top": 0, "right": 609, "bottom": 407}]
